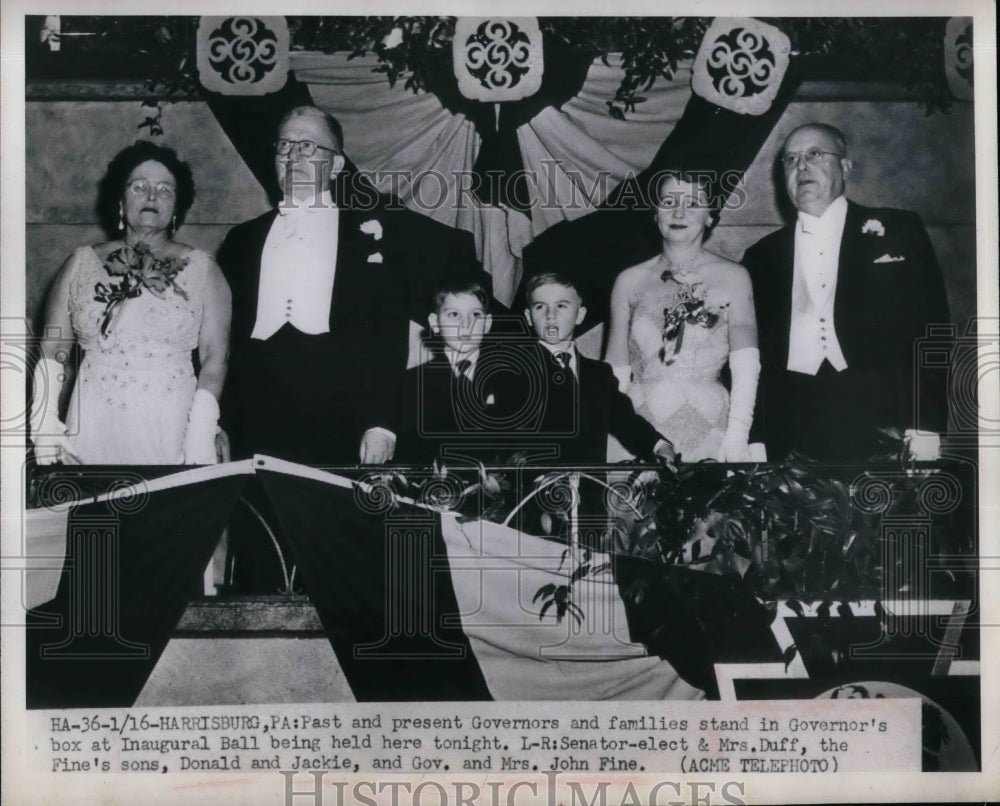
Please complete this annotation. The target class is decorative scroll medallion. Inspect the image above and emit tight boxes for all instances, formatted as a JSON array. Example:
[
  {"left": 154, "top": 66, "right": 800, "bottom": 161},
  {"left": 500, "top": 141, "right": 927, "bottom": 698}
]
[
  {"left": 197, "top": 16, "right": 289, "bottom": 95},
  {"left": 944, "top": 18, "right": 974, "bottom": 101},
  {"left": 453, "top": 17, "right": 543, "bottom": 102},
  {"left": 691, "top": 18, "right": 790, "bottom": 116}
]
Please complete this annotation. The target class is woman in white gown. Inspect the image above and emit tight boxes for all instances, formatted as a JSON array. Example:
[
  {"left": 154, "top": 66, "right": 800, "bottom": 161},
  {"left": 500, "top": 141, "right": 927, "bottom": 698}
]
[
  {"left": 30, "top": 141, "right": 231, "bottom": 465},
  {"left": 605, "top": 171, "right": 761, "bottom": 462}
]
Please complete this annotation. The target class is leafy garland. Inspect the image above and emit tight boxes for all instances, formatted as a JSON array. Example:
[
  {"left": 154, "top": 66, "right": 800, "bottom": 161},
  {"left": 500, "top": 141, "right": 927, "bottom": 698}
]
[
  {"left": 294, "top": 16, "right": 962, "bottom": 116},
  {"left": 355, "top": 439, "right": 974, "bottom": 681},
  {"left": 34, "top": 16, "right": 963, "bottom": 117}
]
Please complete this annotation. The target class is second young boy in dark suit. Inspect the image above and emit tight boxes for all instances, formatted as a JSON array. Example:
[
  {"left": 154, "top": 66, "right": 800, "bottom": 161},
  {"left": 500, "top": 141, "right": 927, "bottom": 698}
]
[{"left": 522, "top": 272, "right": 677, "bottom": 467}]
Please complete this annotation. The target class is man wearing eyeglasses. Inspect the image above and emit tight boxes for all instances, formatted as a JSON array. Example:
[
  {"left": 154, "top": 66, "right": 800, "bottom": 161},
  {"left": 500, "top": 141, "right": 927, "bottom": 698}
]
[
  {"left": 741, "top": 123, "right": 950, "bottom": 462},
  {"left": 217, "top": 105, "right": 407, "bottom": 468}
]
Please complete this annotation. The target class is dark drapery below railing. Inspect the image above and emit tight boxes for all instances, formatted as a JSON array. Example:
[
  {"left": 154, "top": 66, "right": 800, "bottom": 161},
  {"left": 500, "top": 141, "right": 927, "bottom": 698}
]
[{"left": 22, "top": 457, "right": 980, "bottom": 769}]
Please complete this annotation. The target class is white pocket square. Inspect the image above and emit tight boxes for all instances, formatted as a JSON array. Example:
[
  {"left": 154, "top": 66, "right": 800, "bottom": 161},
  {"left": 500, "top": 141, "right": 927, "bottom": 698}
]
[
  {"left": 367, "top": 252, "right": 383, "bottom": 264},
  {"left": 485, "top": 394, "right": 495, "bottom": 406},
  {"left": 873, "top": 253, "right": 906, "bottom": 263}
]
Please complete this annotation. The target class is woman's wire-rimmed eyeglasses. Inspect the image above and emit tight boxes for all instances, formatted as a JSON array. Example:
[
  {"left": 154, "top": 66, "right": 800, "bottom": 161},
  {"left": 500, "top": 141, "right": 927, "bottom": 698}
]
[
  {"left": 780, "top": 149, "right": 844, "bottom": 170},
  {"left": 126, "top": 179, "right": 176, "bottom": 198},
  {"left": 275, "top": 139, "right": 340, "bottom": 158}
]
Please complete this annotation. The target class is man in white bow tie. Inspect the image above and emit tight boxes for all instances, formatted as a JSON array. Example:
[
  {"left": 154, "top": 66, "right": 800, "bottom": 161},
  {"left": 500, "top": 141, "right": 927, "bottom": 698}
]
[
  {"left": 218, "top": 105, "right": 407, "bottom": 466},
  {"left": 742, "top": 123, "right": 950, "bottom": 462}
]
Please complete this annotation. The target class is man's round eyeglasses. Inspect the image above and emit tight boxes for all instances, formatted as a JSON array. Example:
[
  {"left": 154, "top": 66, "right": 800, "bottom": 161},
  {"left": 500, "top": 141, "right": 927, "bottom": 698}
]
[
  {"left": 781, "top": 149, "right": 843, "bottom": 170},
  {"left": 126, "top": 179, "right": 176, "bottom": 199},
  {"left": 275, "top": 139, "right": 340, "bottom": 158}
]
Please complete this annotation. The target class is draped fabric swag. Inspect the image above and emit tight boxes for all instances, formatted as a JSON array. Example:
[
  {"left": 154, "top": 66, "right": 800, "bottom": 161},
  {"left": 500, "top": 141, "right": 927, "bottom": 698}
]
[{"left": 292, "top": 52, "right": 695, "bottom": 306}]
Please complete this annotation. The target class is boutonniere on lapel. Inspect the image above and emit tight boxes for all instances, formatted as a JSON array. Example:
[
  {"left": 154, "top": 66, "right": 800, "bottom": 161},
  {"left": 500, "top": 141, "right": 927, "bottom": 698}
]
[
  {"left": 861, "top": 218, "right": 885, "bottom": 237},
  {"left": 360, "top": 219, "right": 383, "bottom": 241},
  {"left": 360, "top": 218, "right": 383, "bottom": 263},
  {"left": 873, "top": 253, "right": 906, "bottom": 264}
]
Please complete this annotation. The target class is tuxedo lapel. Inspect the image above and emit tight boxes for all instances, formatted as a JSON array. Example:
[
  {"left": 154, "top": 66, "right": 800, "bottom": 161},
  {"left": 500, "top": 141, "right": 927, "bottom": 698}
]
[
  {"left": 769, "top": 227, "right": 796, "bottom": 367},
  {"left": 233, "top": 211, "right": 277, "bottom": 342},
  {"left": 329, "top": 207, "right": 358, "bottom": 332},
  {"left": 833, "top": 202, "right": 867, "bottom": 359}
]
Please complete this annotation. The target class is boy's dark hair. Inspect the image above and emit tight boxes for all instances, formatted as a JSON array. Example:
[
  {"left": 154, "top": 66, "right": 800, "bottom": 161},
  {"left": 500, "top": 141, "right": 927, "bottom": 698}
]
[
  {"left": 430, "top": 274, "right": 490, "bottom": 315},
  {"left": 525, "top": 272, "right": 584, "bottom": 303}
]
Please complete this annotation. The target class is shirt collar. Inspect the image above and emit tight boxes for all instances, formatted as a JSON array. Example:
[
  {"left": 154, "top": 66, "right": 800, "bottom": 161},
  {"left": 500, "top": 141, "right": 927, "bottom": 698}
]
[
  {"left": 277, "top": 190, "right": 337, "bottom": 216},
  {"left": 797, "top": 195, "right": 848, "bottom": 236},
  {"left": 538, "top": 341, "right": 576, "bottom": 361},
  {"left": 444, "top": 347, "right": 480, "bottom": 375}
]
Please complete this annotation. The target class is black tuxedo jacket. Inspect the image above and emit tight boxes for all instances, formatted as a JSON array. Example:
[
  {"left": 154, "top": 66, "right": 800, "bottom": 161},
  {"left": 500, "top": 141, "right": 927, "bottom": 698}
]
[
  {"left": 742, "top": 201, "right": 950, "bottom": 460},
  {"left": 529, "top": 346, "right": 666, "bottom": 465},
  {"left": 394, "top": 344, "right": 528, "bottom": 465},
  {"left": 218, "top": 206, "right": 409, "bottom": 464}
]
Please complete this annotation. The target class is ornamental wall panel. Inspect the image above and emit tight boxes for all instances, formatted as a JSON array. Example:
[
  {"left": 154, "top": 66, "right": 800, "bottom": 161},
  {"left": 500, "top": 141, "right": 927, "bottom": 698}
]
[
  {"left": 691, "top": 18, "right": 790, "bottom": 116},
  {"left": 197, "top": 16, "right": 289, "bottom": 95},
  {"left": 453, "top": 17, "right": 543, "bottom": 102}
]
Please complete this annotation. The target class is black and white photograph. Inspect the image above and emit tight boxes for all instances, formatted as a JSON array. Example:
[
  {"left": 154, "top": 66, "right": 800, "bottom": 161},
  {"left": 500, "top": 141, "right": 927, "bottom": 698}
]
[{"left": 2, "top": 2, "right": 997, "bottom": 804}]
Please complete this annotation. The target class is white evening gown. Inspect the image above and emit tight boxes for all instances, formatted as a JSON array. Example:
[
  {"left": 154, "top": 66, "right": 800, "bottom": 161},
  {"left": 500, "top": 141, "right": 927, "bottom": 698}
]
[
  {"left": 64, "top": 245, "right": 208, "bottom": 463},
  {"left": 626, "top": 276, "right": 731, "bottom": 462}
]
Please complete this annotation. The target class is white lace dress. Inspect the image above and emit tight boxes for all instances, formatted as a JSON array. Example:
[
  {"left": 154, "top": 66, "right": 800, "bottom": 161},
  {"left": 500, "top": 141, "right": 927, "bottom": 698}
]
[{"left": 64, "top": 245, "right": 208, "bottom": 464}]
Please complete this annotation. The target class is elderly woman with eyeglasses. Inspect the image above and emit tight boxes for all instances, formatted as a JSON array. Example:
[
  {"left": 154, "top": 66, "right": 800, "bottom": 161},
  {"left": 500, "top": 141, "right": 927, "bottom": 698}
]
[{"left": 30, "top": 140, "right": 231, "bottom": 465}]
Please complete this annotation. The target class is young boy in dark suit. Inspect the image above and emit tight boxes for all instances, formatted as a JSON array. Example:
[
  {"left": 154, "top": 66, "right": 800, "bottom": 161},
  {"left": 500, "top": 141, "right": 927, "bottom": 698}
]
[
  {"left": 522, "top": 272, "right": 677, "bottom": 467},
  {"left": 394, "top": 276, "right": 524, "bottom": 465},
  {"left": 506, "top": 272, "right": 676, "bottom": 550}
]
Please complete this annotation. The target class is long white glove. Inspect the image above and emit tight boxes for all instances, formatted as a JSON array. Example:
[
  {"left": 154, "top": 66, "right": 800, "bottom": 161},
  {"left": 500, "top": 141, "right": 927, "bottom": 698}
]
[
  {"left": 611, "top": 364, "right": 632, "bottom": 393},
  {"left": 905, "top": 429, "right": 941, "bottom": 461},
  {"left": 718, "top": 347, "right": 760, "bottom": 462},
  {"left": 181, "top": 388, "right": 220, "bottom": 464},
  {"left": 30, "top": 358, "right": 79, "bottom": 464}
]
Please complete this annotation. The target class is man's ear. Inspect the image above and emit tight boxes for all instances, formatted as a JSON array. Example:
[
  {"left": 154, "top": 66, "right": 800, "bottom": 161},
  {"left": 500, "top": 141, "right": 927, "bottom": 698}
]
[
  {"left": 428, "top": 313, "right": 440, "bottom": 334},
  {"left": 524, "top": 309, "right": 532, "bottom": 327},
  {"left": 839, "top": 157, "right": 853, "bottom": 182},
  {"left": 483, "top": 314, "right": 493, "bottom": 334},
  {"left": 330, "top": 153, "right": 346, "bottom": 178},
  {"left": 575, "top": 305, "right": 588, "bottom": 326}
]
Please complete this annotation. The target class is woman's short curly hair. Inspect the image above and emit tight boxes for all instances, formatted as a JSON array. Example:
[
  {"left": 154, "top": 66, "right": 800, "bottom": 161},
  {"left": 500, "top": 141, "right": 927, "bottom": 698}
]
[
  {"left": 650, "top": 169, "right": 722, "bottom": 238},
  {"left": 96, "top": 140, "right": 196, "bottom": 237}
]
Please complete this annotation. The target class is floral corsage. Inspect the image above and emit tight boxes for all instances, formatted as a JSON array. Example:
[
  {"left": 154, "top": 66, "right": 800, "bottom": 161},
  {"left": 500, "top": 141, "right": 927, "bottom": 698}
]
[
  {"left": 94, "top": 242, "right": 188, "bottom": 336},
  {"left": 360, "top": 219, "right": 383, "bottom": 241},
  {"left": 658, "top": 279, "right": 722, "bottom": 364}
]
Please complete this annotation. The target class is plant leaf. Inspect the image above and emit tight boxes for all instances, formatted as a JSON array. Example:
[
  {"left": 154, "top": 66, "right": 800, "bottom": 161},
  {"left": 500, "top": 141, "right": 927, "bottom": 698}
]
[{"left": 532, "top": 584, "right": 556, "bottom": 603}]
